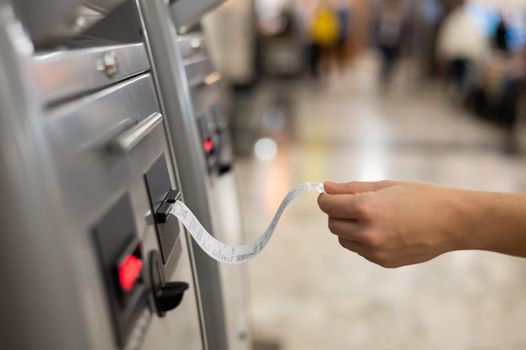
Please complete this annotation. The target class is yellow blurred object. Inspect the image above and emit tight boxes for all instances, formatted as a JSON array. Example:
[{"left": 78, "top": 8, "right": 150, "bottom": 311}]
[{"left": 310, "top": 8, "right": 339, "bottom": 47}]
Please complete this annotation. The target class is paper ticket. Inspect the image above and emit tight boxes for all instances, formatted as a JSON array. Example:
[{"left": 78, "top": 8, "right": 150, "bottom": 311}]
[{"left": 169, "top": 182, "right": 324, "bottom": 264}]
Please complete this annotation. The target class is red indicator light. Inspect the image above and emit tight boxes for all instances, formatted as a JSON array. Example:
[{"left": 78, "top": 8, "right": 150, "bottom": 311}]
[
  {"left": 118, "top": 255, "right": 143, "bottom": 293},
  {"left": 203, "top": 138, "right": 213, "bottom": 153}
]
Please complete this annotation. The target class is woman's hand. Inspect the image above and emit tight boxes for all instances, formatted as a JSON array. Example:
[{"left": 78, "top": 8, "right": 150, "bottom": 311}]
[{"left": 318, "top": 181, "right": 468, "bottom": 268}]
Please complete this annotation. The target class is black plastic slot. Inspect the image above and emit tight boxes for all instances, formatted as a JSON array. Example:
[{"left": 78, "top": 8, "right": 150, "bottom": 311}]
[{"left": 144, "top": 155, "right": 181, "bottom": 267}]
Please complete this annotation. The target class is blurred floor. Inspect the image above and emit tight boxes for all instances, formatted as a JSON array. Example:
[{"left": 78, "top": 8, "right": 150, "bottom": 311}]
[{"left": 233, "top": 54, "right": 526, "bottom": 350}]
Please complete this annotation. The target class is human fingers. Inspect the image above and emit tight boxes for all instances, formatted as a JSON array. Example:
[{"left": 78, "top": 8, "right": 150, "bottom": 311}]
[
  {"left": 318, "top": 193, "right": 364, "bottom": 219},
  {"left": 338, "top": 237, "right": 370, "bottom": 256},
  {"left": 328, "top": 217, "right": 365, "bottom": 242},
  {"left": 339, "top": 237, "right": 394, "bottom": 267},
  {"left": 324, "top": 180, "right": 395, "bottom": 195}
]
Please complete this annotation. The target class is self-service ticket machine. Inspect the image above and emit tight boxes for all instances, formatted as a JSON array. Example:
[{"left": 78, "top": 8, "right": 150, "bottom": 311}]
[
  {"left": 1, "top": 1, "right": 205, "bottom": 348},
  {"left": 135, "top": 1, "right": 252, "bottom": 349}
]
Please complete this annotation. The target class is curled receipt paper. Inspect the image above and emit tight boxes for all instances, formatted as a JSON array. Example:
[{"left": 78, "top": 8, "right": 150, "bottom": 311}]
[{"left": 169, "top": 182, "right": 325, "bottom": 264}]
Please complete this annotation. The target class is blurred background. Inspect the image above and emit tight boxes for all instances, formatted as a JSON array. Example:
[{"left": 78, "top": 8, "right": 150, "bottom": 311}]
[{"left": 203, "top": 0, "right": 526, "bottom": 349}]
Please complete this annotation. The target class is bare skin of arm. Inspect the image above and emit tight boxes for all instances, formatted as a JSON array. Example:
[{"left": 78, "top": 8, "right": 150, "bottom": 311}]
[{"left": 317, "top": 181, "right": 526, "bottom": 268}]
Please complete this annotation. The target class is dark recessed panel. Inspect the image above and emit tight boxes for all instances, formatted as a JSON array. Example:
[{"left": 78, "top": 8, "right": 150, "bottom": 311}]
[
  {"left": 144, "top": 154, "right": 181, "bottom": 272},
  {"left": 93, "top": 193, "right": 148, "bottom": 347}
]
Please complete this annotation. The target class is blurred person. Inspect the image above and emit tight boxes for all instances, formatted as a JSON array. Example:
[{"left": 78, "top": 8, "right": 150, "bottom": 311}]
[
  {"left": 307, "top": 0, "right": 340, "bottom": 78},
  {"left": 333, "top": 0, "right": 352, "bottom": 70},
  {"left": 415, "top": 0, "right": 444, "bottom": 78},
  {"left": 295, "top": 0, "right": 319, "bottom": 75},
  {"left": 494, "top": 15, "right": 510, "bottom": 53},
  {"left": 481, "top": 14, "right": 525, "bottom": 134},
  {"left": 375, "top": 0, "right": 406, "bottom": 91},
  {"left": 436, "top": 3, "right": 489, "bottom": 102},
  {"left": 318, "top": 180, "right": 526, "bottom": 268},
  {"left": 481, "top": 15, "right": 512, "bottom": 107}
]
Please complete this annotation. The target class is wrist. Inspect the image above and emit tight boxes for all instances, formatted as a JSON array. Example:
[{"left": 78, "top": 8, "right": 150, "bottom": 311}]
[
  {"left": 438, "top": 187, "right": 498, "bottom": 252},
  {"left": 449, "top": 189, "right": 526, "bottom": 255}
]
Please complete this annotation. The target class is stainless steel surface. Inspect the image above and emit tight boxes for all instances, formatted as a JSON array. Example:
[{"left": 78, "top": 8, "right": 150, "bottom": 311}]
[
  {"left": 0, "top": 4, "right": 92, "bottom": 349},
  {"left": 45, "top": 73, "right": 204, "bottom": 349},
  {"left": 178, "top": 35, "right": 215, "bottom": 88},
  {"left": 111, "top": 112, "right": 164, "bottom": 152},
  {"left": 169, "top": 0, "right": 226, "bottom": 29},
  {"left": 136, "top": 0, "right": 230, "bottom": 348},
  {"left": 191, "top": 75, "right": 251, "bottom": 350},
  {"left": 1, "top": 3, "right": 205, "bottom": 346},
  {"left": 185, "top": 54, "right": 214, "bottom": 88},
  {"left": 13, "top": 0, "right": 127, "bottom": 46},
  {"left": 190, "top": 76, "right": 222, "bottom": 117},
  {"left": 178, "top": 35, "right": 206, "bottom": 59},
  {"left": 31, "top": 43, "right": 149, "bottom": 104},
  {"left": 136, "top": 0, "right": 252, "bottom": 348},
  {"left": 101, "top": 51, "right": 118, "bottom": 77},
  {"left": 181, "top": 30, "right": 251, "bottom": 350}
]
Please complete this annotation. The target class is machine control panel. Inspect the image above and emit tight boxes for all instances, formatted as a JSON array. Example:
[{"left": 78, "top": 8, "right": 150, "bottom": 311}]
[
  {"left": 93, "top": 193, "right": 149, "bottom": 347},
  {"left": 197, "top": 113, "right": 219, "bottom": 173},
  {"left": 197, "top": 104, "right": 234, "bottom": 176}
]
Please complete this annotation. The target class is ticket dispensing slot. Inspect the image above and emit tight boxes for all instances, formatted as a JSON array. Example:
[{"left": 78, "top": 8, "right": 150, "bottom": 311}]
[
  {"left": 144, "top": 155, "right": 189, "bottom": 317},
  {"left": 144, "top": 155, "right": 181, "bottom": 273},
  {"left": 93, "top": 194, "right": 148, "bottom": 347}
]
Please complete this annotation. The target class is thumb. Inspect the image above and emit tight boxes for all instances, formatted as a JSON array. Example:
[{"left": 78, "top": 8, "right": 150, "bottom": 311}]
[{"left": 324, "top": 180, "right": 395, "bottom": 194}]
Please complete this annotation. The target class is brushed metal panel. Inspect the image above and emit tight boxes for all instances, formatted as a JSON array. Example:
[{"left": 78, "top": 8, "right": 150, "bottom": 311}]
[
  {"left": 45, "top": 73, "right": 203, "bottom": 349},
  {"left": 13, "top": 0, "right": 127, "bottom": 46},
  {"left": 31, "top": 43, "right": 149, "bottom": 104}
]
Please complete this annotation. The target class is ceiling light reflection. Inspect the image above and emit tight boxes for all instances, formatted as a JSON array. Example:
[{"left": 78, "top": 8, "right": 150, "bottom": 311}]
[{"left": 254, "top": 137, "right": 278, "bottom": 160}]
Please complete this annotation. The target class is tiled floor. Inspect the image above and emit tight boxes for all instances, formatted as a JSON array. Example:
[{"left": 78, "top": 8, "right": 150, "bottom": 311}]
[{"left": 234, "top": 55, "right": 526, "bottom": 350}]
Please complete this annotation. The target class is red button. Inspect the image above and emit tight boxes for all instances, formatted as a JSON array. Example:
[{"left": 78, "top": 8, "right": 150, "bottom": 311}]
[
  {"left": 118, "top": 255, "right": 143, "bottom": 293},
  {"left": 203, "top": 138, "right": 213, "bottom": 153}
]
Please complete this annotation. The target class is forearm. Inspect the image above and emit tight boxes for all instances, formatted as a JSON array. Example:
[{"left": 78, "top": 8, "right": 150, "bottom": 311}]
[
  {"left": 454, "top": 189, "right": 526, "bottom": 257},
  {"left": 319, "top": 181, "right": 526, "bottom": 268}
]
